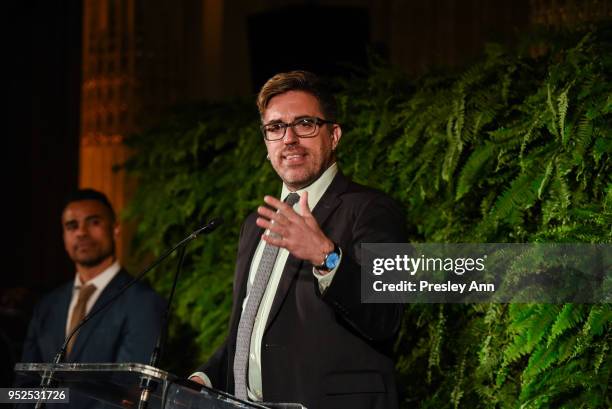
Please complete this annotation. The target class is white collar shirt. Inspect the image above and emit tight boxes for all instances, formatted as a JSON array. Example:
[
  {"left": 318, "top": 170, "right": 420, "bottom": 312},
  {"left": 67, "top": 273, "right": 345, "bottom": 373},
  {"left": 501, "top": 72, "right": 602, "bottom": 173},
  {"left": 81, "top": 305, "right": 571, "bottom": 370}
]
[
  {"left": 65, "top": 260, "right": 121, "bottom": 336},
  {"left": 245, "top": 162, "right": 339, "bottom": 400}
]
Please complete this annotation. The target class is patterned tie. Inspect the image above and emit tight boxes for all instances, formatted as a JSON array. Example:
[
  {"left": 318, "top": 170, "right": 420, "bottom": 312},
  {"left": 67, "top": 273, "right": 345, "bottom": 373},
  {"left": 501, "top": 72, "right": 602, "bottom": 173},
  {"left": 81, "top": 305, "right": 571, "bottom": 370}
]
[
  {"left": 233, "top": 192, "right": 300, "bottom": 400},
  {"left": 66, "top": 283, "right": 97, "bottom": 356}
]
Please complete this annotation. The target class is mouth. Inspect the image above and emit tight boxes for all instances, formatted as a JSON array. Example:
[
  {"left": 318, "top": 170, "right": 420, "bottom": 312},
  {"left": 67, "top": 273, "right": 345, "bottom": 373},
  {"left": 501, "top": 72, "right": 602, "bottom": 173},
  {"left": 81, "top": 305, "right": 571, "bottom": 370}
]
[
  {"left": 75, "top": 241, "right": 95, "bottom": 251},
  {"left": 282, "top": 151, "right": 307, "bottom": 164}
]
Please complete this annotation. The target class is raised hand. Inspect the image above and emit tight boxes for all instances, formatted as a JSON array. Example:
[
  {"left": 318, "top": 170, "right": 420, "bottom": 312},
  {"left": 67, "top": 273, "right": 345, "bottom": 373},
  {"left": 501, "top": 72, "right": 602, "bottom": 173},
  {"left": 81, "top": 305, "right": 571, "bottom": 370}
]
[{"left": 256, "top": 192, "right": 334, "bottom": 270}]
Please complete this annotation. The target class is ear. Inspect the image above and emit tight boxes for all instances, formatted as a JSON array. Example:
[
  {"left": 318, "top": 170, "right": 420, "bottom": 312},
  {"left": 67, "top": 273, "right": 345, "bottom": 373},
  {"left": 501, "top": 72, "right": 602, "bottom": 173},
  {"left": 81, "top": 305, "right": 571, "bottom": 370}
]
[
  {"left": 330, "top": 124, "right": 342, "bottom": 151},
  {"left": 113, "top": 222, "right": 121, "bottom": 239}
]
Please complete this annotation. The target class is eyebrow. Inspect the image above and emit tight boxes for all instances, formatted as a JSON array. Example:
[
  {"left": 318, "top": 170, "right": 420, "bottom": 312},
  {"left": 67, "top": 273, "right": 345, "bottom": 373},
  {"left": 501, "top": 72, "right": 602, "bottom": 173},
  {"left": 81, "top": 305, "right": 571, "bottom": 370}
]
[
  {"left": 63, "top": 214, "right": 103, "bottom": 226},
  {"left": 263, "top": 115, "right": 314, "bottom": 126},
  {"left": 263, "top": 119, "right": 284, "bottom": 126}
]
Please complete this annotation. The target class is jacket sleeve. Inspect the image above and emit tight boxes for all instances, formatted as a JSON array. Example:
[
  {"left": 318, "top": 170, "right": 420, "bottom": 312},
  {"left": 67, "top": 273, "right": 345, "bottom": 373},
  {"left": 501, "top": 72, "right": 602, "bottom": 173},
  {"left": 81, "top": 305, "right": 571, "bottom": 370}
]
[
  {"left": 321, "top": 192, "right": 407, "bottom": 342},
  {"left": 15, "top": 304, "right": 43, "bottom": 389},
  {"left": 21, "top": 304, "right": 43, "bottom": 364},
  {"left": 194, "top": 340, "right": 229, "bottom": 390}
]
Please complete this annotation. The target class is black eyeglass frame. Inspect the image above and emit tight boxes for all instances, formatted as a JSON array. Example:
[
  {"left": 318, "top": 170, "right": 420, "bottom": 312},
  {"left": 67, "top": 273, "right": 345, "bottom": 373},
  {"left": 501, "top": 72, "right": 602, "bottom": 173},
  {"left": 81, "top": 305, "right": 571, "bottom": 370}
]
[{"left": 260, "top": 116, "right": 336, "bottom": 141}]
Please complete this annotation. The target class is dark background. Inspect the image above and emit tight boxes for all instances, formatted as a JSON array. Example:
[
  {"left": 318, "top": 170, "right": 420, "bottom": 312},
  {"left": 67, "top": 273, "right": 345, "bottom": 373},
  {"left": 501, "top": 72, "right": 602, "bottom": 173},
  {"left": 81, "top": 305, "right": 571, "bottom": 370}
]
[{"left": 4, "top": 0, "right": 82, "bottom": 387}]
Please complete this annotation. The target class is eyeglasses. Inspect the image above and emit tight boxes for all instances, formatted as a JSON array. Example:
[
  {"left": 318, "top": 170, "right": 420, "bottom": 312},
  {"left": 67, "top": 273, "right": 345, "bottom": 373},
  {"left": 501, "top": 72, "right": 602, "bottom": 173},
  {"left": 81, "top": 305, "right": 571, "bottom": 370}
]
[{"left": 260, "top": 116, "right": 335, "bottom": 141}]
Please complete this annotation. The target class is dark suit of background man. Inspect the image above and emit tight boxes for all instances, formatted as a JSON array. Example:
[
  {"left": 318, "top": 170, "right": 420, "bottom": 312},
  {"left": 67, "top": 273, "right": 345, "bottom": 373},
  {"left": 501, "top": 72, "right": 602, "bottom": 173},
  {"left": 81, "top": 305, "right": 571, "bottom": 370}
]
[
  {"left": 19, "top": 189, "right": 164, "bottom": 408},
  {"left": 190, "top": 71, "right": 406, "bottom": 409}
]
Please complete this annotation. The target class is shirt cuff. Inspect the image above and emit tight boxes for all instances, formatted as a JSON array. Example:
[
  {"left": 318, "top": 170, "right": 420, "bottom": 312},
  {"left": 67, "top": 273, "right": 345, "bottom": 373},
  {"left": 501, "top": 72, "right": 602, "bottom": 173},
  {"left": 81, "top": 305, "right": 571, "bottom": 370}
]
[
  {"left": 312, "top": 248, "right": 342, "bottom": 293},
  {"left": 189, "top": 371, "right": 213, "bottom": 388}
]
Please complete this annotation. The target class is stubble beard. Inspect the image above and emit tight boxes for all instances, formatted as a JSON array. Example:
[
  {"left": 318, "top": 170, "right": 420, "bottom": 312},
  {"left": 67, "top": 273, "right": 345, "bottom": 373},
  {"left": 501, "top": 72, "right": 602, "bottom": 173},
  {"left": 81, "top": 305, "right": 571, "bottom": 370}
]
[
  {"left": 279, "top": 160, "right": 334, "bottom": 190},
  {"left": 73, "top": 243, "right": 115, "bottom": 268}
]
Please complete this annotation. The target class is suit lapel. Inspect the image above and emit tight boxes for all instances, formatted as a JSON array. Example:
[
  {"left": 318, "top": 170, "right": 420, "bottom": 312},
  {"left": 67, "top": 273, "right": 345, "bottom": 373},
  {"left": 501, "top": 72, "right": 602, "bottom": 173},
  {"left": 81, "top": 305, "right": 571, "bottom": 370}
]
[
  {"left": 264, "top": 172, "right": 349, "bottom": 332},
  {"left": 53, "top": 284, "right": 73, "bottom": 354},
  {"left": 68, "top": 270, "right": 129, "bottom": 361}
]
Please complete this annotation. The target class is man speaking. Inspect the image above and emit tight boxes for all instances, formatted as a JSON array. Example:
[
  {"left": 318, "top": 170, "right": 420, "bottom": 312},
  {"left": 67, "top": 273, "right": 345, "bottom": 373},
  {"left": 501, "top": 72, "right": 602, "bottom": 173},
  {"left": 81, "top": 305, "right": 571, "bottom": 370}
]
[{"left": 191, "top": 71, "right": 406, "bottom": 409}]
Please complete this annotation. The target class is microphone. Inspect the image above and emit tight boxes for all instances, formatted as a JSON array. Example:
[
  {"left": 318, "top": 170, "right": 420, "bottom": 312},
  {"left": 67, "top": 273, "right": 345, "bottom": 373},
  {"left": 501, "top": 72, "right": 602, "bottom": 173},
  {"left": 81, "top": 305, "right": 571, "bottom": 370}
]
[
  {"left": 35, "top": 218, "right": 223, "bottom": 409},
  {"left": 190, "top": 217, "right": 223, "bottom": 237}
]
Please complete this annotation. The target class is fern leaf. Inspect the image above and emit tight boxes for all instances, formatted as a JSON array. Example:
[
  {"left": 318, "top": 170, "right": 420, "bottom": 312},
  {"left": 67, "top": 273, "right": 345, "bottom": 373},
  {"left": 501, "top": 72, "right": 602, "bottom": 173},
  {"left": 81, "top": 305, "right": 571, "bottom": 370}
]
[
  {"left": 557, "top": 86, "right": 570, "bottom": 146},
  {"left": 547, "top": 304, "right": 587, "bottom": 346},
  {"left": 442, "top": 98, "right": 465, "bottom": 182},
  {"left": 547, "top": 83, "right": 560, "bottom": 139},
  {"left": 456, "top": 143, "right": 496, "bottom": 199},
  {"left": 571, "top": 305, "right": 612, "bottom": 359},
  {"left": 487, "top": 169, "right": 543, "bottom": 225},
  {"left": 537, "top": 157, "right": 555, "bottom": 199},
  {"left": 427, "top": 305, "right": 446, "bottom": 383},
  {"left": 522, "top": 344, "right": 559, "bottom": 383}
]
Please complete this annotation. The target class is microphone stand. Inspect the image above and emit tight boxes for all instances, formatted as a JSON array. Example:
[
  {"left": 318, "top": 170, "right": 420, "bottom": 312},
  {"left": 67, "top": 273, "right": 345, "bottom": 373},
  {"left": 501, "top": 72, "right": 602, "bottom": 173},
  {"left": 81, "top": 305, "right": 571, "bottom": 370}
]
[
  {"left": 35, "top": 218, "right": 222, "bottom": 409},
  {"left": 137, "top": 245, "right": 187, "bottom": 409}
]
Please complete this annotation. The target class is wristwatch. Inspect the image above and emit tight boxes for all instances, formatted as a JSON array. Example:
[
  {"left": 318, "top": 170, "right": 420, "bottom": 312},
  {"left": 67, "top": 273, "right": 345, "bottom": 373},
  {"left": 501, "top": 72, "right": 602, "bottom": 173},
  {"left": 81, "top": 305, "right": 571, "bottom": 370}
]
[{"left": 315, "top": 243, "right": 341, "bottom": 272}]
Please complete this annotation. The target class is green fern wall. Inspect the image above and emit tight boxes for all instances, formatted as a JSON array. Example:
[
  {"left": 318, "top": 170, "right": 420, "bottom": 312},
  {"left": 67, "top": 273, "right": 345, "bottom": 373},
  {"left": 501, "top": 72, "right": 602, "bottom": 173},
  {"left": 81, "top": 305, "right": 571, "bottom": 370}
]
[{"left": 124, "top": 23, "right": 611, "bottom": 408}]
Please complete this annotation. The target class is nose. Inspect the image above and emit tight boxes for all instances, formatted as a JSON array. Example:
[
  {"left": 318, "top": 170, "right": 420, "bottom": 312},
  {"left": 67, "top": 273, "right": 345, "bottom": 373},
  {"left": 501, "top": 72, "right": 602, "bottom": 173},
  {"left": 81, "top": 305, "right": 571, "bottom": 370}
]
[
  {"left": 283, "top": 126, "right": 299, "bottom": 145},
  {"left": 76, "top": 223, "right": 89, "bottom": 237}
]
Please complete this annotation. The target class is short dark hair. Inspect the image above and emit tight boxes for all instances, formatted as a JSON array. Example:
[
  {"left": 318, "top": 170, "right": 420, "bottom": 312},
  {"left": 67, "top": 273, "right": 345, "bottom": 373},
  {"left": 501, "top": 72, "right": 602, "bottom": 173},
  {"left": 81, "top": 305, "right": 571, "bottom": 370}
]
[
  {"left": 257, "top": 70, "right": 338, "bottom": 122},
  {"left": 63, "top": 188, "right": 116, "bottom": 221}
]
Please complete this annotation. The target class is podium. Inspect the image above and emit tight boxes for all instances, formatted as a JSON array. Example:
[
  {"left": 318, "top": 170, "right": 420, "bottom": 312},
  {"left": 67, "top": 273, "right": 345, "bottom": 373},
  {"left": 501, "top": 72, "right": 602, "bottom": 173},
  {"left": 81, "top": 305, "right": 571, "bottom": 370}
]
[{"left": 14, "top": 363, "right": 306, "bottom": 409}]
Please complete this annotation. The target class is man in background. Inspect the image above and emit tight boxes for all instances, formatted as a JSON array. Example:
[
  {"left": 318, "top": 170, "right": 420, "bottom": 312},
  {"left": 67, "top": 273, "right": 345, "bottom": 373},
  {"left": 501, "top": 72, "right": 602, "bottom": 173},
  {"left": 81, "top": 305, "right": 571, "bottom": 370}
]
[
  {"left": 19, "top": 189, "right": 164, "bottom": 407},
  {"left": 191, "top": 71, "right": 406, "bottom": 409}
]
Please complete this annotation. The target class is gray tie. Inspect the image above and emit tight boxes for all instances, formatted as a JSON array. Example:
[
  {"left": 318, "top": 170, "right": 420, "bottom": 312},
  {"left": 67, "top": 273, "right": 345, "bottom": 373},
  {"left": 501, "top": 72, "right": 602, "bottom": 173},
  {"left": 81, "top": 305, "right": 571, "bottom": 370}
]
[{"left": 233, "top": 192, "right": 300, "bottom": 400}]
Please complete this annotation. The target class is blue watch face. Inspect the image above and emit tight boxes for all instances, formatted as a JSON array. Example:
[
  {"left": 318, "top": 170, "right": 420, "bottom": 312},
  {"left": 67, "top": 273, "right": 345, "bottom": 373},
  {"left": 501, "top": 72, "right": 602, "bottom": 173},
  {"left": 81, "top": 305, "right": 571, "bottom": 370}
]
[{"left": 325, "top": 252, "right": 340, "bottom": 269}]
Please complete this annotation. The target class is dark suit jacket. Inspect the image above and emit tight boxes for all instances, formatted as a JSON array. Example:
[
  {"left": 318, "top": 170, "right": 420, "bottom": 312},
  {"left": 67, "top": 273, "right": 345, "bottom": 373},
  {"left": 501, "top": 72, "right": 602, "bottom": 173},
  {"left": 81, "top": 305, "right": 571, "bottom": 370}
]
[
  {"left": 198, "top": 172, "right": 407, "bottom": 409},
  {"left": 19, "top": 269, "right": 165, "bottom": 408}
]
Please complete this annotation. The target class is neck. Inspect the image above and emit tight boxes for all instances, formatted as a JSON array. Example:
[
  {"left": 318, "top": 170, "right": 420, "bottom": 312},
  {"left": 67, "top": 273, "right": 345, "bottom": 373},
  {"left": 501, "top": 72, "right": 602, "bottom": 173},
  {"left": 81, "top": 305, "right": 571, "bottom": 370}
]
[
  {"left": 77, "top": 256, "right": 115, "bottom": 284},
  {"left": 286, "top": 161, "right": 336, "bottom": 192}
]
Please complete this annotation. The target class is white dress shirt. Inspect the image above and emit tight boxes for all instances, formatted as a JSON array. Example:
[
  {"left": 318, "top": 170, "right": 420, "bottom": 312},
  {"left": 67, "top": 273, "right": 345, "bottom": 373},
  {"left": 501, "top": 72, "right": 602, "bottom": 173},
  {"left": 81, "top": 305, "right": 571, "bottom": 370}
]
[
  {"left": 65, "top": 260, "right": 121, "bottom": 336},
  {"left": 245, "top": 163, "right": 341, "bottom": 400}
]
